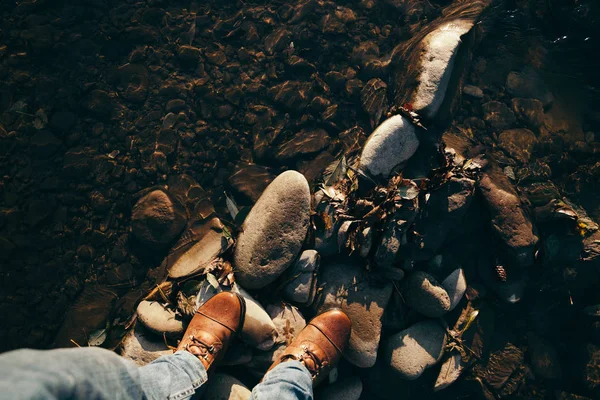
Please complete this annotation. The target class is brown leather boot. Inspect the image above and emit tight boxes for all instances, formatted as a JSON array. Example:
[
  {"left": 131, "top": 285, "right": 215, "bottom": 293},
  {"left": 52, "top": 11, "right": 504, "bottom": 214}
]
[
  {"left": 267, "top": 309, "right": 351, "bottom": 386},
  {"left": 176, "top": 292, "right": 246, "bottom": 371}
]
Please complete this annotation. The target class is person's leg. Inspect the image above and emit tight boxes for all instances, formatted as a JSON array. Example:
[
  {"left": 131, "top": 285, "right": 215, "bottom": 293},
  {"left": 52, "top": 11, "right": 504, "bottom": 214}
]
[
  {"left": 0, "top": 346, "right": 207, "bottom": 400},
  {"left": 249, "top": 360, "right": 313, "bottom": 400}
]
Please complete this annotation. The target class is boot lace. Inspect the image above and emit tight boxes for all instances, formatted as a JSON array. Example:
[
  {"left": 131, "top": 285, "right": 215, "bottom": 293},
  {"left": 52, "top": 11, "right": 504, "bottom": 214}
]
[
  {"left": 184, "top": 335, "right": 221, "bottom": 361},
  {"left": 281, "top": 344, "right": 327, "bottom": 378}
]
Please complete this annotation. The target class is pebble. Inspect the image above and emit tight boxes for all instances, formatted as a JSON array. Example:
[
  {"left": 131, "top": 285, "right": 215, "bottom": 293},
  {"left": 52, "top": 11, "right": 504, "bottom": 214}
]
[
  {"left": 382, "top": 319, "right": 447, "bottom": 380},
  {"left": 497, "top": 128, "right": 537, "bottom": 163},
  {"left": 136, "top": 300, "right": 185, "bottom": 338},
  {"left": 275, "top": 129, "right": 330, "bottom": 162},
  {"left": 482, "top": 101, "right": 516, "bottom": 131},
  {"left": 441, "top": 269, "right": 467, "bottom": 311},
  {"left": 281, "top": 250, "right": 320, "bottom": 306},
  {"left": 359, "top": 115, "right": 420, "bottom": 178},
  {"left": 463, "top": 84, "right": 484, "bottom": 99},
  {"left": 411, "top": 20, "right": 475, "bottom": 119},
  {"left": 203, "top": 373, "right": 251, "bottom": 400},
  {"left": 314, "top": 263, "right": 392, "bottom": 368},
  {"left": 120, "top": 325, "right": 172, "bottom": 366},
  {"left": 402, "top": 271, "right": 451, "bottom": 318},
  {"left": 506, "top": 68, "right": 553, "bottom": 108},
  {"left": 131, "top": 189, "right": 187, "bottom": 249},
  {"left": 233, "top": 171, "right": 310, "bottom": 289},
  {"left": 511, "top": 98, "right": 544, "bottom": 131},
  {"left": 318, "top": 376, "right": 363, "bottom": 400},
  {"left": 478, "top": 166, "right": 538, "bottom": 267},
  {"left": 228, "top": 163, "right": 275, "bottom": 203},
  {"left": 168, "top": 217, "right": 230, "bottom": 279}
]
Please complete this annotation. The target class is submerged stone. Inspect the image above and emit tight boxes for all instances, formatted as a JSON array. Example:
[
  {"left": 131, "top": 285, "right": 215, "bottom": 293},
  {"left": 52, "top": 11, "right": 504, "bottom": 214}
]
[
  {"left": 233, "top": 171, "right": 310, "bottom": 289},
  {"left": 132, "top": 189, "right": 187, "bottom": 249}
]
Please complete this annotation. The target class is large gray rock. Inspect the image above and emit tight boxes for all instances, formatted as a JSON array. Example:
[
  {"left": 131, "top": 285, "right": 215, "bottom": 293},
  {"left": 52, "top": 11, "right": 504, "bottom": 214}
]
[
  {"left": 314, "top": 263, "right": 393, "bottom": 367},
  {"left": 402, "top": 271, "right": 451, "bottom": 318},
  {"left": 359, "top": 115, "right": 419, "bottom": 178},
  {"left": 411, "top": 20, "right": 476, "bottom": 119},
  {"left": 203, "top": 373, "right": 251, "bottom": 400},
  {"left": 120, "top": 324, "right": 172, "bottom": 366},
  {"left": 318, "top": 376, "right": 363, "bottom": 400},
  {"left": 382, "top": 319, "right": 447, "bottom": 380},
  {"left": 234, "top": 171, "right": 310, "bottom": 289},
  {"left": 478, "top": 166, "right": 538, "bottom": 267},
  {"left": 132, "top": 189, "right": 187, "bottom": 249},
  {"left": 282, "top": 250, "right": 320, "bottom": 306},
  {"left": 136, "top": 300, "right": 185, "bottom": 338}
]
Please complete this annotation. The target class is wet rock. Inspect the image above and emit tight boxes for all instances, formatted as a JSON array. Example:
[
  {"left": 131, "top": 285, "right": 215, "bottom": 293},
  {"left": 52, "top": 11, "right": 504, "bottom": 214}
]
[
  {"left": 83, "top": 89, "right": 113, "bottom": 117},
  {"left": 528, "top": 335, "right": 562, "bottom": 380},
  {"left": 506, "top": 68, "right": 553, "bottom": 108},
  {"left": 228, "top": 164, "right": 275, "bottom": 203},
  {"left": 136, "top": 301, "right": 184, "bottom": 338},
  {"left": 580, "top": 343, "right": 600, "bottom": 392},
  {"left": 411, "top": 177, "right": 475, "bottom": 259},
  {"left": 166, "top": 99, "right": 186, "bottom": 113},
  {"left": 178, "top": 45, "right": 202, "bottom": 67},
  {"left": 205, "top": 49, "right": 226, "bottom": 65},
  {"left": 350, "top": 41, "right": 380, "bottom": 66},
  {"left": 359, "top": 115, "right": 420, "bottom": 178},
  {"left": 318, "top": 376, "right": 363, "bottom": 400},
  {"left": 512, "top": 98, "right": 544, "bottom": 132},
  {"left": 268, "top": 81, "right": 312, "bottom": 110},
  {"left": 472, "top": 343, "right": 526, "bottom": 397},
  {"left": 314, "top": 263, "right": 393, "bottom": 368},
  {"left": 131, "top": 189, "right": 187, "bottom": 249},
  {"left": 442, "top": 268, "right": 467, "bottom": 311},
  {"left": 265, "top": 28, "right": 291, "bottom": 53},
  {"left": 478, "top": 166, "right": 538, "bottom": 266},
  {"left": 282, "top": 250, "right": 320, "bottom": 306},
  {"left": 410, "top": 20, "right": 476, "bottom": 119},
  {"left": 117, "top": 64, "right": 149, "bottom": 103},
  {"left": 30, "top": 130, "right": 61, "bottom": 158},
  {"left": 203, "top": 373, "right": 251, "bottom": 400},
  {"left": 120, "top": 324, "right": 172, "bottom": 366},
  {"left": 233, "top": 171, "right": 310, "bottom": 289},
  {"left": 50, "top": 111, "right": 76, "bottom": 132},
  {"left": 168, "top": 217, "right": 230, "bottom": 279},
  {"left": 361, "top": 78, "right": 388, "bottom": 128},
  {"left": 382, "top": 319, "right": 447, "bottom": 380},
  {"left": 497, "top": 128, "right": 537, "bottom": 163},
  {"left": 482, "top": 101, "right": 516, "bottom": 131},
  {"left": 402, "top": 271, "right": 451, "bottom": 317},
  {"left": 463, "top": 85, "right": 484, "bottom": 99},
  {"left": 275, "top": 128, "right": 330, "bottom": 162}
]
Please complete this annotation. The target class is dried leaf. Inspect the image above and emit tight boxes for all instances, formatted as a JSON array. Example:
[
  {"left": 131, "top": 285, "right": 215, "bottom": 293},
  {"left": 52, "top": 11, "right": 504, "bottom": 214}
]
[
  {"left": 224, "top": 191, "right": 239, "bottom": 220},
  {"left": 88, "top": 327, "right": 108, "bottom": 347},
  {"left": 322, "top": 156, "right": 347, "bottom": 186},
  {"left": 398, "top": 180, "right": 419, "bottom": 200},
  {"left": 206, "top": 272, "right": 219, "bottom": 289}
]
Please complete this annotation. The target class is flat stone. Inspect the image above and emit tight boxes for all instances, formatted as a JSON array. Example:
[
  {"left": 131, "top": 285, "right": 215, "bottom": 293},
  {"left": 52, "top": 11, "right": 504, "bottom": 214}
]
[
  {"left": 382, "top": 319, "right": 447, "bottom": 380},
  {"left": 463, "top": 85, "right": 484, "bottom": 99},
  {"left": 314, "top": 263, "right": 393, "bottom": 367},
  {"left": 275, "top": 128, "right": 330, "bottom": 162},
  {"left": 512, "top": 98, "right": 544, "bottom": 131},
  {"left": 359, "top": 115, "right": 420, "bottom": 178},
  {"left": 266, "top": 303, "right": 306, "bottom": 348},
  {"left": 228, "top": 163, "right": 275, "bottom": 203},
  {"left": 168, "top": 217, "right": 230, "bottom": 279},
  {"left": 264, "top": 28, "right": 291, "bottom": 53},
  {"left": 282, "top": 250, "right": 320, "bottom": 306},
  {"left": 233, "top": 171, "right": 310, "bottom": 289},
  {"left": 478, "top": 166, "right": 538, "bottom": 266},
  {"left": 132, "top": 189, "right": 187, "bottom": 249},
  {"left": 497, "top": 128, "right": 537, "bottom": 163},
  {"left": 136, "top": 300, "right": 184, "bottom": 338},
  {"left": 30, "top": 130, "right": 61, "bottom": 158},
  {"left": 402, "top": 271, "right": 451, "bottom": 318},
  {"left": 117, "top": 64, "right": 149, "bottom": 103},
  {"left": 441, "top": 269, "right": 467, "bottom": 311},
  {"left": 411, "top": 20, "right": 475, "bottom": 119},
  {"left": 482, "top": 101, "right": 516, "bottom": 131},
  {"left": 203, "top": 373, "right": 251, "bottom": 400},
  {"left": 120, "top": 324, "right": 172, "bottom": 366},
  {"left": 506, "top": 68, "right": 553, "bottom": 108},
  {"left": 318, "top": 376, "right": 363, "bottom": 400}
]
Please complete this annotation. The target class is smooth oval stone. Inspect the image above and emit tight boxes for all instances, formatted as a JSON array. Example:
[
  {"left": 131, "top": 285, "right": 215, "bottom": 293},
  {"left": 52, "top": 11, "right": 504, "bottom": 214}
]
[
  {"left": 382, "top": 319, "right": 447, "bottom": 380},
  {"left": 120, "top": 325, "right": 172, "bottom": 366},
  {"left": 203, "top": 373, "right": 251, "bottom": 400},
  {"left": 314, "top": 263, "right": 393, "bottom": 368},
  {"left": 412, "top": 20, "right": 475, "bottom": 119},
  {"left": 233, "top": 170, "right": 311, "bottom": 289},
  {"left": 359, "top": 115, "right": 419, "bottom": 178},
  {"left": 136, "top": 300, "right": 185, "bottom": 338},
  {"left": 132, "top": 189, "right": 186, "bottom": 249},
  {"left": 442, "top": 268, "right": 467, "bottom": 311},
  {"left": 403, "top": 271, "right": 451, "bottom": 317},
  {"left": 282, "top": 250, "right": 320, "bottom": 306}
]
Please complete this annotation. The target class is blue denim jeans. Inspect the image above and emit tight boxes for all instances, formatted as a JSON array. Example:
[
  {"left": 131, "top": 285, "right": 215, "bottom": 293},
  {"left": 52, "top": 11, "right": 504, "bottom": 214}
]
[{"left": 0, "top": 347, "right": 313, "bottom": 400}]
